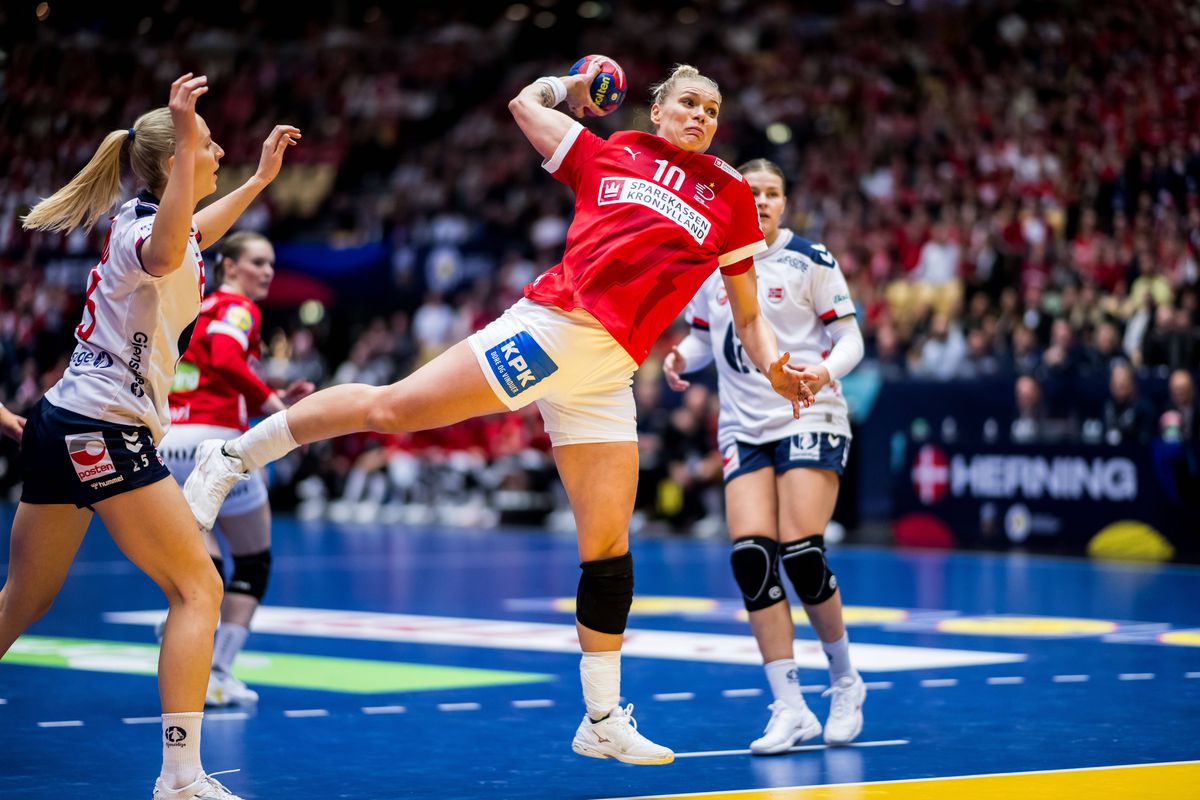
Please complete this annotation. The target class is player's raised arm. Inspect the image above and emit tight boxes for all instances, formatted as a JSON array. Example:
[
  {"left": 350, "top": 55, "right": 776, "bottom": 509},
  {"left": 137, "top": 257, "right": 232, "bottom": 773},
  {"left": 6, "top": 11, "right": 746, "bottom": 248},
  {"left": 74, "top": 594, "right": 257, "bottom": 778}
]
[{"left": 508, "top": 63, "right": 604, "bottom": 160}]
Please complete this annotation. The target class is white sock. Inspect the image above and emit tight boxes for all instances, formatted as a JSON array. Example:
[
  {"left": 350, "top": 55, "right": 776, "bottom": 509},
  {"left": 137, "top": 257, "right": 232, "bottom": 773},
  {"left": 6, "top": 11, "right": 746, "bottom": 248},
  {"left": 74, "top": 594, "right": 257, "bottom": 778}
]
[
  {"left": 211, "top": 623, "right": 250, "bottom": 675},
  {"left": 160, "top": 712, "right": 204, "bottom": 789},
  {"left": 764, "top": 658, "right": 807, "bottom": 711},
  {"left": 822, "top": 631, "right": 855, "bottom": 683},
  {"left": 226, "top": 411, "right": 297, "bottom": 472},
  {"left": 580, "top": 651, "right": 621, "bottom": 721}
]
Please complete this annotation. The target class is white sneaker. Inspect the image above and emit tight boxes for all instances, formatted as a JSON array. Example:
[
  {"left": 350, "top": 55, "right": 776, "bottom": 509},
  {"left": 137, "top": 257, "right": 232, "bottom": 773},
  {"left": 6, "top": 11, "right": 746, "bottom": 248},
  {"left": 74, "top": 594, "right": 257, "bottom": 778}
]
[
  {"left": 152, "top": 770, "right": 242, "bottom": 799},
  {"left": 749, "top": 701, "right": 823, "bottom": 755},
  {"left": 822, "top": 674, "right": 866, "bottom": 745},
  {"left": 205, "top": 670, "right": 259, "bottom": 708},
  {"left": 184, "top": 440, "right": 248, "bottom": 532},
  {"left": 571, "top": 703, "right": 674, "bottom": 765}
]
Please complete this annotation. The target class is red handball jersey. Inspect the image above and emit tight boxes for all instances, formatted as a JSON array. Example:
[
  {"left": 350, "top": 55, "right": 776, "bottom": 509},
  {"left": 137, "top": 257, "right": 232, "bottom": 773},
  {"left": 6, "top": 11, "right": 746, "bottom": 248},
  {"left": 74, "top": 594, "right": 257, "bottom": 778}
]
[
  {"left": 525, "top": 123, "right": 767, "bottom": 364},
  {"left": 169, "top": 289, "right": 273, "bottom": 431}
]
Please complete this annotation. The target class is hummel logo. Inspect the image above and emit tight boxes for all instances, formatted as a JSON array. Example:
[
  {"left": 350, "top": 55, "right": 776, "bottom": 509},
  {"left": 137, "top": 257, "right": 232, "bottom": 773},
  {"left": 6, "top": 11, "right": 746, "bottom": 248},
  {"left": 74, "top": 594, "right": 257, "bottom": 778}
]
[
  {"left": 122, "top": 431, "right": 143, "bottom": 452},
  {"left": 623, "top": 147, "right": 640, "bottom": 160}
]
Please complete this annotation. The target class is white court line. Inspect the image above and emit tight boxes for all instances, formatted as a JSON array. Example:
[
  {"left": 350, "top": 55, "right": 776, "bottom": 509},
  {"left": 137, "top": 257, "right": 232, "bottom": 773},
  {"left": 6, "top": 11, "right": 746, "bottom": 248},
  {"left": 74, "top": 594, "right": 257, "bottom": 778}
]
[
  {"left": 38, "top": 720, "right": 84, "bottom": 728},
  {"left": 438, "top": 702, "right": 481, "bottom": 712},
  {"left": 122, "top": 716, "right": 162, "bottom": 725},
  {"left": 653, "top": 692, "right": 695, "bottom": 702},
  {"left": 674, "top": 738, "right": 909, "bottom": 759},
  {"left": 207, "top": 712, "right": 249, "bottom": 722},
  {"left": 362, "top": 705, "right": 407, "bottom": 715},
  {"left": 800, "top": 684, "right": 827, "bottom": 693},
  {"left": 512, "top": 699, "right": 554, "bottom": 709},
  {"left": 283, "top": 709, "right": 329, "bottom": 718},
  {"left": 1119, "top": 673, "right": 1155, "bottom": 681},
  {"left": 864, "top": 681, "right": 893, "bottom": 690},
  {"left": 594, "top": 759, "right": 1200, "bottom": 800},
  {"left": 1187, "top": 672, "right": 1200, "bottom": 679},
  {"left": 920, "top": 678, "right": 958, "bottom": 688},
  {"left": 987, "top": 676, "right": 1025, "bottom": 685},
  {"left": 721, "top": 688, "right": 762, "bottom": 698},
  {"left": 1053, "top": 674, "right": 1090, "bottom": 683},
  {"left": 0, "top": 698, "right": 7, "bottom": 705}
]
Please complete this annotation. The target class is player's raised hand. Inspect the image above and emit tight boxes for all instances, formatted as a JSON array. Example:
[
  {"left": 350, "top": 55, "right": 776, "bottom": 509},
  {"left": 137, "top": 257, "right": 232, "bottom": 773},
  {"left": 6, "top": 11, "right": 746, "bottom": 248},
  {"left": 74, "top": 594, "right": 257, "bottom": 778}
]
[
  {"left": 663, "top": 346, "right": 690, "bottom": 392},
  {"left": 564, "top": 60, "right": 605, "bottom": 119},
  {"left": 254, "top": 125, "right": 302, "bottom": 185},
  {"left": 768, "top": 352, "right": 819, "bottom": 419},
  {"left": 168, "top": 73, "right": 208, "bottom": 149}
]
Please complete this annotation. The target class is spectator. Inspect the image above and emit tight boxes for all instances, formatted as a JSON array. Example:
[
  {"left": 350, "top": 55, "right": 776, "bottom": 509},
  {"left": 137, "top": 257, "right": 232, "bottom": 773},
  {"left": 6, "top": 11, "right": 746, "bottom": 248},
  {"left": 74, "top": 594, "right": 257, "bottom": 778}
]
[
  {"left": 913, "top": 314, "right": 967, "bottom": 380},
  {"left": 1100, "top": 362, "right": 1156, "bottom": 446}
]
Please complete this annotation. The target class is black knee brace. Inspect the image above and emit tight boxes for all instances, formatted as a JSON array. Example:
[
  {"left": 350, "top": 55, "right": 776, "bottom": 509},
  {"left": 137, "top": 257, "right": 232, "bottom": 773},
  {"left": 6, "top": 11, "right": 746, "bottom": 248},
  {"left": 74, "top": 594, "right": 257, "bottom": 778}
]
[
  {"left": 227, "top": 549, "right": 272, "bottom": 602},
  {"left": 576, "top": 552, "right": 634, "bottom": 635},
  {"left": 730, "top": 536, "right": 786, "bottom": 612},
  {"left": 780, "top": 535, "right": 838, "bottom": 605}
]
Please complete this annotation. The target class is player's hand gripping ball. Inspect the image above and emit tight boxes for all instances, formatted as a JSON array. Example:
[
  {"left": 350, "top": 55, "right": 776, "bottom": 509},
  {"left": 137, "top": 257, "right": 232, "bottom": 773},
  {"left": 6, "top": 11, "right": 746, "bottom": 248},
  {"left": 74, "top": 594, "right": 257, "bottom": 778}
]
[{"left": 569, "top": 55, "right": 627, "bottom": 115}]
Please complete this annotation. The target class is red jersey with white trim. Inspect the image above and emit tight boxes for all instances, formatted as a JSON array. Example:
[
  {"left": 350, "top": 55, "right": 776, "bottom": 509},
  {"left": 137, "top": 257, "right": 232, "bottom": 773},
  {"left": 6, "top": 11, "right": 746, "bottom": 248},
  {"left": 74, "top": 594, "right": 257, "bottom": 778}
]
[
  {"left": 526, "top": 123, "right": 766, "bottom": 364},
  {"left": 168, "top": 289, "right": 272, "bottom": 431}
]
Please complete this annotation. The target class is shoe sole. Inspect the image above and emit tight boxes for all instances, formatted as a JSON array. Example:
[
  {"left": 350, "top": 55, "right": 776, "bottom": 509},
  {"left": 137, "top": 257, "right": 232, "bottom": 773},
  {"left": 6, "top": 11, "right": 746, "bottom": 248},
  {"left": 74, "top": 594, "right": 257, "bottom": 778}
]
[
  {"left": 750, "top": 719, "right": 823, "bottom": 756},
  {"left": 572, "top": 741, "right": 675, "bottom": 765}
]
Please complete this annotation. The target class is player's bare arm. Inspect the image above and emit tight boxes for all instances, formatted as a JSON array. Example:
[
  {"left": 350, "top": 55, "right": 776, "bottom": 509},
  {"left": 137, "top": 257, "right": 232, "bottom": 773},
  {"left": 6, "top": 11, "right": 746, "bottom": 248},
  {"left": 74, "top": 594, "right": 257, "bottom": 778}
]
[
  {"left": 195, "top": 125, "right": 300, "bottom": 247},
  {"left": 722, "top": 267, "right": 818, "bottom": 417},
  {"left": 141, "top": 74, "right": 206, "bottom": 276},
  {"left": 508, "top": 62, "right": 604, "bottom": 160}
]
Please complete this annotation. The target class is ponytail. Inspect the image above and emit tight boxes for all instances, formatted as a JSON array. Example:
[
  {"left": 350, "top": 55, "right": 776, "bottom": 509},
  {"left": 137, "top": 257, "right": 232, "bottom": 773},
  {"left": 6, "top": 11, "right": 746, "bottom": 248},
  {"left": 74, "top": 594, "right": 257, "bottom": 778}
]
[
  {"left": 21, "top": 130, "right": 130, "bottom": 233},
  {"left": 22, "top": 107, "right": 177, "bottom": 234}
]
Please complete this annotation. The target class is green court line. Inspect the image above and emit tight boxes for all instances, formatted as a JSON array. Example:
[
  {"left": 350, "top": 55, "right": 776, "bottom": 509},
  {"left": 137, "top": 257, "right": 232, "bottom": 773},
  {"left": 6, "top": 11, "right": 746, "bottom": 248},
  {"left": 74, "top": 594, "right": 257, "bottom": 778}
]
[{"left": 5, "top": 636, "right": 553, "bottom": 693}]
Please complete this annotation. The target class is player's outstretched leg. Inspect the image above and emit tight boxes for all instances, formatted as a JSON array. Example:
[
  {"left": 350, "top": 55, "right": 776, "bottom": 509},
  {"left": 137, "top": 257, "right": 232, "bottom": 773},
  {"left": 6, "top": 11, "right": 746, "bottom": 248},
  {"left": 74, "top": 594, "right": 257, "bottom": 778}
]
[{"left": 184, "top": 341, "right": 508, "bottom": 531}]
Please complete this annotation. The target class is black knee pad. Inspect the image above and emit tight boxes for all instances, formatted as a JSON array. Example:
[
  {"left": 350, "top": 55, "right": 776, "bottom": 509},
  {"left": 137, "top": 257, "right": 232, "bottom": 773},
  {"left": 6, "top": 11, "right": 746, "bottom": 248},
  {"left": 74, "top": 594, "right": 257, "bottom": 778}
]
[
  {"left": 576, "top": 552, "right": 634, "bottom": 635},
  {"left": 730, "top": 536, "right": 786, "bottom": 612},
  {"left": 228, "top": 549, "right": 272, "bottom": 602},
  {"left": 780, "top": 535, "right": 838, "bottom": 605}
]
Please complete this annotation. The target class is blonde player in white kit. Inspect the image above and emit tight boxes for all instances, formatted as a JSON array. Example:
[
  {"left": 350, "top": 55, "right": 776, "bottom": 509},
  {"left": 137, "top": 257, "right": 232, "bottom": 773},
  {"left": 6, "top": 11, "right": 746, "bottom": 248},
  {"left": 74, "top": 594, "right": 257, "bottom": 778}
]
[
  {"left": 666, "top": 159, "right": 868, "bottom": 754},
  {"left": 1, "top": 74, "right": 299, "bottom": 799}
]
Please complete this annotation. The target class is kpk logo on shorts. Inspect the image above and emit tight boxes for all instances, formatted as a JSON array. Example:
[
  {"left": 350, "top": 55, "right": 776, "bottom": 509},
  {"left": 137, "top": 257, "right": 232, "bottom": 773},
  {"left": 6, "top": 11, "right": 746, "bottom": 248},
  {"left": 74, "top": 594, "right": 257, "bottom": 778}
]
[
  {"left": 65, "top": 432, "right": 116, "bottom": 482},
  {"left": 484, "top": 331, "right": 559, "bottom": 398}
]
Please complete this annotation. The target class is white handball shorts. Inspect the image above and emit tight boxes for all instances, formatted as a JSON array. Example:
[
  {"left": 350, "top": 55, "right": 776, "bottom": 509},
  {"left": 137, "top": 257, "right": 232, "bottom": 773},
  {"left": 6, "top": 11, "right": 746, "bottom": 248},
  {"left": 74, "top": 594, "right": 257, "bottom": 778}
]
[
  {"left": 467, "top": 298, "right": 639, "bottom": 446},
  {"left": 159, "top": 423, "right": 268, "bottom": 516}
]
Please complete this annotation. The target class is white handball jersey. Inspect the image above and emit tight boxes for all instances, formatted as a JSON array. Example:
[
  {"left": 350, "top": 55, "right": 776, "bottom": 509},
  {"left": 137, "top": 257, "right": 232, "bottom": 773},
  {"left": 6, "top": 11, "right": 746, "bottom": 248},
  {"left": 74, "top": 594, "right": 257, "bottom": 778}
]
[
  {"left": 46, "top": 191, "right": 205, "bottom": 443},
  {"left": 683, "top": 229, "right": 856, "bottom": 449}
]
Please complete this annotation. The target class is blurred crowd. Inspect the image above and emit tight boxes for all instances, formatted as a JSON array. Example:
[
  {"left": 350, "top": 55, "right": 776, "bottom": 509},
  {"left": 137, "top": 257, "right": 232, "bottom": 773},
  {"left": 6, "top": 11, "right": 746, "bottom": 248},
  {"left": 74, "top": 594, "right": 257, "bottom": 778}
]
[{"left": 1, "top": 0, "right": 1198, "bottom": 529}]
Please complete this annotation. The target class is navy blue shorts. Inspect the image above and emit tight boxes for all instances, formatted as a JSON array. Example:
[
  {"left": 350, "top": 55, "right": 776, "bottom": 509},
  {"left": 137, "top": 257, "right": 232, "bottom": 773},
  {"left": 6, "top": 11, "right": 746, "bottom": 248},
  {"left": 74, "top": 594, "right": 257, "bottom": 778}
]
[
  {"left": 20, "top": 398, "right": 170, "bottom": 509},
  {"left": 722, "top": 432, "right": 851, "bottom": 483}
]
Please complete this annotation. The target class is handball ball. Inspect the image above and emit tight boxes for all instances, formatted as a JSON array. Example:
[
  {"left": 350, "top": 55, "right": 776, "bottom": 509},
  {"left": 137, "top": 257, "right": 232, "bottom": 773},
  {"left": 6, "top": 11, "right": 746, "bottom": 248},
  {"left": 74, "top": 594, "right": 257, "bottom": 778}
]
[{"left": 569, "top": 55, "right": 627, "bottom": 115}]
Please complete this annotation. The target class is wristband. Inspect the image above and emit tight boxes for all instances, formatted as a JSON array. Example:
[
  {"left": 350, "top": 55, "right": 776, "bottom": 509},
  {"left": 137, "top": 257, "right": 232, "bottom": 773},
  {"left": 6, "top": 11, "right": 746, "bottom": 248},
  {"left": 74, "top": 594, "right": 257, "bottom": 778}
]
[{"left": 534, "top": 76, "right": 568, "bottom": 107}]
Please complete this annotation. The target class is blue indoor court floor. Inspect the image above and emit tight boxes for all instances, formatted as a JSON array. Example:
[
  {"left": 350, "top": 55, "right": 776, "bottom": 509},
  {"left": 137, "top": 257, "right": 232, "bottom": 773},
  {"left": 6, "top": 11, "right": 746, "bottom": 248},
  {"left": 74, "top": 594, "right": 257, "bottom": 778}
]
[{"left": 1, "top": 507, "right": 1198, "bottom": 799}]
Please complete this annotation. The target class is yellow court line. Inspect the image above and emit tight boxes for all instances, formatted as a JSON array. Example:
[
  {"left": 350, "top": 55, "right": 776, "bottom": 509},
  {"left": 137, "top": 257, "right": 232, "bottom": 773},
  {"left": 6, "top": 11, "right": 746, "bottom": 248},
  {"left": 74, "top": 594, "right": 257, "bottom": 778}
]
[{"left": 604, "top": 761, "right": 1200, "bottom": 800}]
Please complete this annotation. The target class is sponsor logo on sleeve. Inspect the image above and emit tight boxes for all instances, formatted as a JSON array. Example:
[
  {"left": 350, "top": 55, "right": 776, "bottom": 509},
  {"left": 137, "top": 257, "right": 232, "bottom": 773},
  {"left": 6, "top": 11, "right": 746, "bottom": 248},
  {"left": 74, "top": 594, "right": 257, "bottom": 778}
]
[
  {"left": 711, "top": 157, "right": 744, "bottom": 181},
  {"left": 223, "top": 304, "right": 254, "bottom": 332},
  {"left": 66, "top": 432, "right": 116, "bottom": 482},
  {"left": 484, "top": 331, "right": 559, "bottom": 398}
]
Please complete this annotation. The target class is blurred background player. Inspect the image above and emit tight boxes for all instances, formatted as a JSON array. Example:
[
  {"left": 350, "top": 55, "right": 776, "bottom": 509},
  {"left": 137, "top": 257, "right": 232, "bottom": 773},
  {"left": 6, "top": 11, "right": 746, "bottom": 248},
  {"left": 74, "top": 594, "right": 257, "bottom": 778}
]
[
  {"left": 161, "top": 231, "right": 313, "bottom": 707},
  {"left": 0, "top": 73, "right": 299, "bottom": 799},
  {"left": 181, "top": 62, "right": 816, "bottom": 765},
  {"left": 666, "top": 158, "right": 867, "bottom": 754}
]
